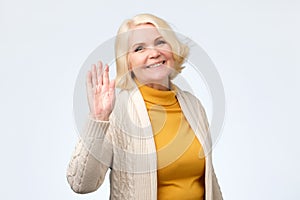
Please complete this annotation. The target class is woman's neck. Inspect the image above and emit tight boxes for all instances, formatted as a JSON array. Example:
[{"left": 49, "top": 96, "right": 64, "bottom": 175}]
[
  {"left": 144, "top": 83, "right": 170, "bottom": 91},
  {"left": 135, "top": 78, "right": 170, "bottom": 91}
]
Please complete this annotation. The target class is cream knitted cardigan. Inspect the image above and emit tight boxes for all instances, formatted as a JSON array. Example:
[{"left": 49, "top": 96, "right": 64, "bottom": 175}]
[{"left": 67, "top": 85, "right": 223, "bottom": 200}]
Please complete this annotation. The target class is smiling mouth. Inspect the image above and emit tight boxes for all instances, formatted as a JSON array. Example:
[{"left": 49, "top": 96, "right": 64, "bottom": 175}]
[{"left": 145, "top": 61, "right": 166, "bottom": 68}]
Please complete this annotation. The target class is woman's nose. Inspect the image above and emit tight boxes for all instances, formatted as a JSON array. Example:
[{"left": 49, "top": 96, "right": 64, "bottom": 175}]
[{"left": 147, "top": 47, "right": 161, "bottom": 59}]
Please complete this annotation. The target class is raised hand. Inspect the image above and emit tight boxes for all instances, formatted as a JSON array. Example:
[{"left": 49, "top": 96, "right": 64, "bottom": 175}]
[{"left": 86, "top": 61, "right": 115, "bottom": 121}]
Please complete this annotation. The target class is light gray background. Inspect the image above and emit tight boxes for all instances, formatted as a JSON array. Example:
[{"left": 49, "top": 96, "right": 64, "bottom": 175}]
[{"left": 0, "top": 0, "right": 299, "bottom": 199}]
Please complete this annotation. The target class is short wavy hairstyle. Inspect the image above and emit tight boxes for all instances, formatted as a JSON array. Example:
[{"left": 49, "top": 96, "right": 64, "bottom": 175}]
[{"left": 115, "top": 13, "right": 189, "bottom": 89}]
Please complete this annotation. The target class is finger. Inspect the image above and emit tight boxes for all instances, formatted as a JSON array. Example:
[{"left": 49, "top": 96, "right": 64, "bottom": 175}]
[
  {"left": 106, "top": 64, "right": 110, "bottom": 84},
  {"left": 97, "top": 61, "right": 103, "bottom": 85},
  {"left": 92, "top": 64, "right": 97, "bottom": 86},
  {"left": 109, "top": 79, "right": 115, "bottom": 97},
  {"left": 86, "top": 71, "right": 93, "bottom": 90},
  {"left": 103, "top": 64, "right": 109, "bottom": 88}
]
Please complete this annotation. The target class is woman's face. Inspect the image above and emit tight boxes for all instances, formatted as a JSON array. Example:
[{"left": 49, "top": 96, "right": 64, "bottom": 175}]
[{"left": 127, "top": 24, "right": 174, "bottom": 87}]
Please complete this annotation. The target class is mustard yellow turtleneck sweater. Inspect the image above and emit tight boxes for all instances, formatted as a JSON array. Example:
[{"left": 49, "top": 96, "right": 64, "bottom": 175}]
[{"left": 138, "top": 84, "right": 206, "bottom": 200}]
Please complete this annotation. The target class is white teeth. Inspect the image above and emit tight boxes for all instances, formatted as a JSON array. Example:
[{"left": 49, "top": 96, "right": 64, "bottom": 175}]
[{"left": 147, "top": 62, "right": 164, "bottom": 68}]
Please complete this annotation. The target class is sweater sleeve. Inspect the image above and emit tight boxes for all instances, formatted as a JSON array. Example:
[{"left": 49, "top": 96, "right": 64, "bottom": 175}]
[
  {"left": 66, "top": 118, "right": 113, "bottom": 194},
  {"left": 196, "top": 97, "right": 223, "bottom": 199},
  {"left": 212, "top": 166, "right": 223, "bottom": 199}
]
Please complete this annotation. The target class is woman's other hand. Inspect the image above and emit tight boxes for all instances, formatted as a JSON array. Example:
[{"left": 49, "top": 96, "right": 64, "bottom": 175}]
[{"left": 86, "top": 61, "right": 115, "bottom": 121}]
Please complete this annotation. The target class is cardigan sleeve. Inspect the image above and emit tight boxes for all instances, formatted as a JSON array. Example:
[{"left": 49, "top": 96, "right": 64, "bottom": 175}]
[
  {"left": 66, "top": 118, "right": 114, "bottom": 194},
  {"left": 211, "top": 166, "right": 223, "bottom": 199},
  {"left": 178, "top": 90, "right": 223, "bottom": 199},
  {"left": 196, "top": 95, "right": 223, "bottom": 199}
]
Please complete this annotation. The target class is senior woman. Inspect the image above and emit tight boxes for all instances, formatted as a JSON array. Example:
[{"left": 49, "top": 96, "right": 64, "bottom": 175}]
[{"left": 67, "top": 13, "right": 223, "bottom": 200}]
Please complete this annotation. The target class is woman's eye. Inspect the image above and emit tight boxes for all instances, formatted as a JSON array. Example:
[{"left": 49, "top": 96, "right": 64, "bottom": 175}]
[
  {"left": 134, "top": 46, "right": 144, "bottom": 52},
  {"left": 156, "top": 40, "right": 166, "bottom": 45}
]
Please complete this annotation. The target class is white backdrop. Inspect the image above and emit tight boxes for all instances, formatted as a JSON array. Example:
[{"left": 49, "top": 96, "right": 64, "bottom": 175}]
[{"left": 0, "top": 0, "right": 299, "bottom": 199}]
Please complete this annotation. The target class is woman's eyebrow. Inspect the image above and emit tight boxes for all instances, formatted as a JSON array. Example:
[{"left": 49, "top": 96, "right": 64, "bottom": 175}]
[
  {"left": 130, "top": 42, "right": 145, "bottom": 49},
  {"left": 130, "top": 36, "right": 164, "bottom": 49},
  {"left": 154, "top": 36, "right": 164, "bottom": 41}
]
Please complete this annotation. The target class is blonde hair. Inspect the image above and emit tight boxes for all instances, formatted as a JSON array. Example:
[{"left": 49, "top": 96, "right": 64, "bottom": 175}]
[{"left": 115, "top": 13, "right": 189, "bottom": 89}]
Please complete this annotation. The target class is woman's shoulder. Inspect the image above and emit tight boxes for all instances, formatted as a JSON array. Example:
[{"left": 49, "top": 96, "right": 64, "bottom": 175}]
[
  {"left": 112, "top": 87, "right": 143, "bottom": 112},
  {"left": 174, "top": 85, "right": 202, "bottom": 105},
  {"left": 174, "top": 85, "right": 208, "bottom": 118}
]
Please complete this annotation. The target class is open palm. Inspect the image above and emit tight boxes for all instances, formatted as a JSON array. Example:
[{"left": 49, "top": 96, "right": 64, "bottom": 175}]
[{"left": 86, "top": 61, "right": 115, "bottom": 121}]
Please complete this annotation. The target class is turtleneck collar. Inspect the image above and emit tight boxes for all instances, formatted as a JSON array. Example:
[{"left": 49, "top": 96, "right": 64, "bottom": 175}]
[{"left": 135, "top": 80, "right": 178, "bottom": 106}]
